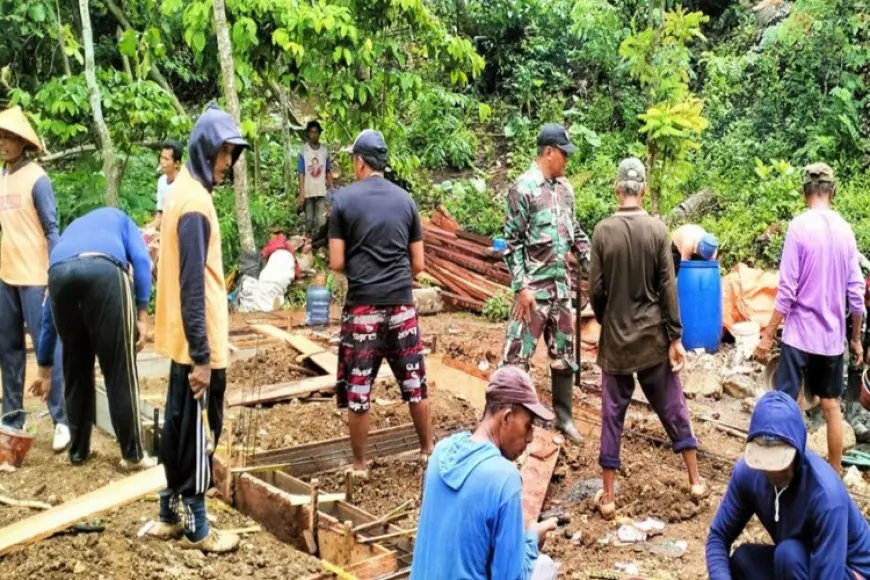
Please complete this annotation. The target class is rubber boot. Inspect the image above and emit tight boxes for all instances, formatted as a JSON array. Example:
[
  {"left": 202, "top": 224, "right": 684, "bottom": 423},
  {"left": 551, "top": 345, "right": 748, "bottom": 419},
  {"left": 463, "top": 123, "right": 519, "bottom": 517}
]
[{"left": 552, "top": 370, "right": 582, "bottom": 443}]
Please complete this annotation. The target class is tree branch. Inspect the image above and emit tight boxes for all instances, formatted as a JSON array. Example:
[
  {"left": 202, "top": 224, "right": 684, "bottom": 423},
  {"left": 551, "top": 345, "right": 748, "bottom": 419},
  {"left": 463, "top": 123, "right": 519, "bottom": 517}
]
[{"left": 104, "top": 0, "right": 186, "bottom": 116}]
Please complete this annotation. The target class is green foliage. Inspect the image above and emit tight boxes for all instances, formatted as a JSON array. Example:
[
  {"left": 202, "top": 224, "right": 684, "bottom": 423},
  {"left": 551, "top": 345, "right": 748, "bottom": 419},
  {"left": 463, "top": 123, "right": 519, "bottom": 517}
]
[
  {"left": 702, "top": 159, "right": 803, "bottom": 268},
  {"left": 482, "top": 290, "right": 513, "bottom": 322},
  {"left": 407, "top": 89, "right": 480, "bottom": 170},
  {"left": 437, "top": 178, "right": 503, "bottom": 237}
]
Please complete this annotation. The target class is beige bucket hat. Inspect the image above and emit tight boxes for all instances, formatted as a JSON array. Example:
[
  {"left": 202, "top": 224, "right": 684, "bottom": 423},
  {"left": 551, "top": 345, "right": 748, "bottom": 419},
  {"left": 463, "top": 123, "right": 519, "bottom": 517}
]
[{"left": 0, "top": 106, "right": 43, "bottom": 153}]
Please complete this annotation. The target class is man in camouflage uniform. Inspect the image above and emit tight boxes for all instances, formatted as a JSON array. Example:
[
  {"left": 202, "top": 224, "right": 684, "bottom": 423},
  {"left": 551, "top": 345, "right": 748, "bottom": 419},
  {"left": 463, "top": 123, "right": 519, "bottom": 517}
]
[{"left": 501, "top": 123, "right": 589, "bottom": 443}]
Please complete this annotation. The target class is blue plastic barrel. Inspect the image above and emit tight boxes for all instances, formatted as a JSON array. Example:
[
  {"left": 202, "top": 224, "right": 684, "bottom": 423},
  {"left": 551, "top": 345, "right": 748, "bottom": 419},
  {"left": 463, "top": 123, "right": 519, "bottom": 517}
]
[
  {"left": 305, "top": 284, "right": 331, "bottom": 326},
  {"left": 676, "top": 261, "right": 723, "bottom": 352}
]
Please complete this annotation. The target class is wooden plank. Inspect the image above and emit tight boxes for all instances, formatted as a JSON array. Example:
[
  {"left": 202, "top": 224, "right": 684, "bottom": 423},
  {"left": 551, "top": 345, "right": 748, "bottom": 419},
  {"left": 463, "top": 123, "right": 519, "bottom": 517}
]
[
  {"left": 520, "top": 427, "right": 561, "bottom": 528},
  {"left": 0, "top": 466, "right": 166, "bottom": 555},
  {"left": 428, "top": 256, "right": 507, "bottom": 295},
  {"left": 441, "top": 291, "right": 485, "bottom": 313},
  {"left": 442, "top": 356, "right": 492, "bottom": 382},
  {"left": 234, "top": 473, "right": 308, "bottom": 547},
  {"left": 226, "top": 375, "right": 336, "bottom": 407},
  {"left": 426, "top": 246, "right": 511, "bottom": 285},
  {"left": 426, "top": 263, "right": 490, "bottom": 302},
  {"left": 249, "top": 324, "right": 339, "bottom": 375}
]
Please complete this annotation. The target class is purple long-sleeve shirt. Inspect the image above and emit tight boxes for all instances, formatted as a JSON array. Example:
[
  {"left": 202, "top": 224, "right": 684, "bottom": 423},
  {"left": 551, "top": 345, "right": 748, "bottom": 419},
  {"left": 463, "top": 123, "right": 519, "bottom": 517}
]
[{"left": 775, "top": 208, "right": 865, "bottom": 356}]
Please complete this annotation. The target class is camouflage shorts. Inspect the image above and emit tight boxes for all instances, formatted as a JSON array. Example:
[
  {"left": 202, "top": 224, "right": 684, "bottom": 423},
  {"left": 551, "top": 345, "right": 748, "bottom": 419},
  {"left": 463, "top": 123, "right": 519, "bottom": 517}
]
[{"left": 501, "top": 297, "right": 576, "bottom": 372}]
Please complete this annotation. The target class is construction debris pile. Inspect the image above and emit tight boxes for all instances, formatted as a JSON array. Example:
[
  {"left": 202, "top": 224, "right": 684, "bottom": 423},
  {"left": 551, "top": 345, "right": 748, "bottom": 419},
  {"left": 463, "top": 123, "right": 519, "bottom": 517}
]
[{"left": 418, "top": 207, "right": 512, "bottom": 313}]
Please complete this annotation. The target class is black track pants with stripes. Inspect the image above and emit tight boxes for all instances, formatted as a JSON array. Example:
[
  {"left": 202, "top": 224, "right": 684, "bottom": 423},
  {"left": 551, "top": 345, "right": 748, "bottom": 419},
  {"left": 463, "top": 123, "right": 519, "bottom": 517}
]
[
  {"left": 49, "top": 256, "right": 144, "bottom": 462},
  {"left": 160, "top": 362, "right": 225, "bottom": 497}
]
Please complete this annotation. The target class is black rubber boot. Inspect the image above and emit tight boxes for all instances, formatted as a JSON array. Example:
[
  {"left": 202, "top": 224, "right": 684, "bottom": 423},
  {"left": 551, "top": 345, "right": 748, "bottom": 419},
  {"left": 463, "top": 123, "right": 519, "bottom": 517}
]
[{"left": 552, "top": 370, "right": 582, "bottom": 443}]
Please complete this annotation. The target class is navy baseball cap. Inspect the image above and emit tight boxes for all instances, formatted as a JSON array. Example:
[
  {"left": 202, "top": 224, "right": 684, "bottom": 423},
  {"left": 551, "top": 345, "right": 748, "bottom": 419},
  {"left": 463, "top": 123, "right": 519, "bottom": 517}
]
[
  {"left": 537, "top": 123, "right": 577, "bottom": 155},
  {"left": 343, "top": 129, "right": 388, "bottom": 159}
]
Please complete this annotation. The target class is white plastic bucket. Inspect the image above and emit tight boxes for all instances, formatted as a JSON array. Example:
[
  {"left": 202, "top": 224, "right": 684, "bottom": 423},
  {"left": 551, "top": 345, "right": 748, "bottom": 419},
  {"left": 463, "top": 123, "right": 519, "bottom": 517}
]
[{"left": 732, "top": 321, "right": 761, "bottom": 360}]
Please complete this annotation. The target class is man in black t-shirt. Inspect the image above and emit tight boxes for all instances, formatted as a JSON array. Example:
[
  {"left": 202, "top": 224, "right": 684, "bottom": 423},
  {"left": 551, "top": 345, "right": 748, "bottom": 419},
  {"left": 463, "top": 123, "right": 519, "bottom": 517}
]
[{"left": 328, "top": 130, "right": 432, "bottom": 477}]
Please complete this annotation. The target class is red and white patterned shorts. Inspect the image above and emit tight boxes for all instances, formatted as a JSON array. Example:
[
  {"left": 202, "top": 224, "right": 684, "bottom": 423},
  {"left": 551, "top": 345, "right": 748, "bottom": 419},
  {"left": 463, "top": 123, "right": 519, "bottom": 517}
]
[{"left": 336, "top": 304, "right": 427, "bottom": 413}]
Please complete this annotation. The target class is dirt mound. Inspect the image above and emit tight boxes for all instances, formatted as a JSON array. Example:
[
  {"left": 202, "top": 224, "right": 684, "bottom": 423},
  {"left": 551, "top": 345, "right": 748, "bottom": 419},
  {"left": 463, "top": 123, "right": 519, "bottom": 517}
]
[{"left": 226, "top": 346, "right": 305, "bottom": 389}]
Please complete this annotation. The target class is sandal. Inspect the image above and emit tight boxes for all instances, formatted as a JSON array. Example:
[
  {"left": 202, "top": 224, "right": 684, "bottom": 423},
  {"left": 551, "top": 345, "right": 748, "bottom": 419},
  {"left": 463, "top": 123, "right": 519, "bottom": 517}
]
[{"left": 594, "top": 489, "right": 616, "bottom": 520}]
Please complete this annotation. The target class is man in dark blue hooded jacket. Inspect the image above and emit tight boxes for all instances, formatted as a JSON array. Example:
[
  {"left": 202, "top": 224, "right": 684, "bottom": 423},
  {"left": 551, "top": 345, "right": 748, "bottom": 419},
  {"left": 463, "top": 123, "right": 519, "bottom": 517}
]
[
  {"left": 147, "top": 104, "right": 247, "bottom": 553},
  {"left": 706, "top": 391, "right": 870, "bottom": 579}
]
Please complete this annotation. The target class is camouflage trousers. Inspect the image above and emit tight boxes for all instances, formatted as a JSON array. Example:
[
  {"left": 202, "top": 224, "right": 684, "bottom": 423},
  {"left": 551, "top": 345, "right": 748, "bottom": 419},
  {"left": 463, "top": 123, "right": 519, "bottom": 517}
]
[{"left": 501, "top": 297, "right": 576, "bottom": 372}]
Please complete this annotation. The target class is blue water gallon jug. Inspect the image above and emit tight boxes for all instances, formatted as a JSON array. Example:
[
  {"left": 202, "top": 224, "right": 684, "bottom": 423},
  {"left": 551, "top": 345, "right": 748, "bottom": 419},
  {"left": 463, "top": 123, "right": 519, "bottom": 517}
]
[
  {"left": 492, "top": 238, "right": 508, "bottom": 252},
  {"left": 305, "top": 284, "right": 331, "bottom": 326},
  {"left": 676, "top": 261, "right": 723, "bottom": 352}
]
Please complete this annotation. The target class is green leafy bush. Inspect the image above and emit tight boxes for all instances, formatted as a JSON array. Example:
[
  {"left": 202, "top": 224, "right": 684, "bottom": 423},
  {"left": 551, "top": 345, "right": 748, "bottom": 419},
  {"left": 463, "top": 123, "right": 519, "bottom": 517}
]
[
  {"left": 483, "top": 291, "right": 513, "bottom": 322},
  {"left": 438, "top": 178, "right": 504, "bottom": 238}
]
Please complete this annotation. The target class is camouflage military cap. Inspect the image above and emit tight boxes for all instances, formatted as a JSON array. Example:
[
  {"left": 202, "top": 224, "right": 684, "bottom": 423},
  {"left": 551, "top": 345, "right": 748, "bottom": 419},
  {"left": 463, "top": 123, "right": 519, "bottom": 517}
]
[{"left": 803, "top": 162, "right": 835, "bottom": 185}]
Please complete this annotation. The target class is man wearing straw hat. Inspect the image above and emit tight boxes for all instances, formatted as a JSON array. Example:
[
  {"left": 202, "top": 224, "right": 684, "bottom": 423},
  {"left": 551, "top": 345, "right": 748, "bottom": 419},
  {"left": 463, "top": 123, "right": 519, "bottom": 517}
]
[{"left": 0, "top": 106, "right": 69, "bottom": 452}]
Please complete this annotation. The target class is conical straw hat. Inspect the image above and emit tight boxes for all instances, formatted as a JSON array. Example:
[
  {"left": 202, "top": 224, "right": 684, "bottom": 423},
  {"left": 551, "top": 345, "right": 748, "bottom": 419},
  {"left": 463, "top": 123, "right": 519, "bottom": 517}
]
[{"left": 0, "top": 106, "right": 43, "bottom": 153}]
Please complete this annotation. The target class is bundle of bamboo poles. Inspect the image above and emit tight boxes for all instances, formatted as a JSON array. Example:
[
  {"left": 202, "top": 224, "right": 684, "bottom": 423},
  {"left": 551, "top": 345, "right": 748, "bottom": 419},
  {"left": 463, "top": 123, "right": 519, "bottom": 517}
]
[{"left": 418, "top": 208, "right": 512, "bottom": 312}]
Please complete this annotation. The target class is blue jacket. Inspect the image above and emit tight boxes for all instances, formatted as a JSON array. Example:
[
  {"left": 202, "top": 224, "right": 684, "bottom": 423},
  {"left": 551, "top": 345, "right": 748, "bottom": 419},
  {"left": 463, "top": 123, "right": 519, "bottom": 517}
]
[
  {"left": 706, "top": 391, "right": 870, "bottom": 580},
  {"left": 410, "top": 432, "right": 539, "bottom": 580},
  {"left": 37, "top": 207, "right": 152, "bottom": 366}
]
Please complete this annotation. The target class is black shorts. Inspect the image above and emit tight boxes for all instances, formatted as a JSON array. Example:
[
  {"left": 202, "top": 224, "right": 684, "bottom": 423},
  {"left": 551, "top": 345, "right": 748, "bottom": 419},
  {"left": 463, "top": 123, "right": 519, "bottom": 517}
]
[{"left": 776, "top": 343, "right": 844, "bottom": 400}]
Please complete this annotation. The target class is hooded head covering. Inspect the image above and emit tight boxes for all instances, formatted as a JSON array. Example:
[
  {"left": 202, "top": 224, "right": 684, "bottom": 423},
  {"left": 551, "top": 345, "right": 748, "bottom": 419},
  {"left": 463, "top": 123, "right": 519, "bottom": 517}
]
[
  {"left": 747, "top": 390, "right": 807, "bottom": 459},
  {"left": 186, "top": 104, "right": 248, "bottom": 191},
  {"left": 0, "top": 106, "right": 43, "bottom": 153}
]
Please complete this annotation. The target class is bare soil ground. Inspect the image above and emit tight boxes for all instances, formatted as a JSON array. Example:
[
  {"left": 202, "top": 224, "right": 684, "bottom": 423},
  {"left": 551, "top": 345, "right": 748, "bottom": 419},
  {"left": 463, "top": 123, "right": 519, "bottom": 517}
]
[
  {"left": 0, "top": 412, "right": 319, "bottom": 580},
  {"left": 1, "top": 310, "right": 798, "bottom": 579}
]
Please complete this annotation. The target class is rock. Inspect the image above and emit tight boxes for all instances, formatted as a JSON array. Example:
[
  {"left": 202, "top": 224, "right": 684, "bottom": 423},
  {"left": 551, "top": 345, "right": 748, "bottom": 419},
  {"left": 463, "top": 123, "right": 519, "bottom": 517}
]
[
  {"left": 807, "top": 421, "right": 856, "bottom": 458},
  {"left": 73, "top": 561, "right": 87, "bottom": 575},
  {"left": 682, "top": 369, "right": 722, "bottom": 399},
  {"left": 722, "top": 373, "right": 756, "bottom": 399}
]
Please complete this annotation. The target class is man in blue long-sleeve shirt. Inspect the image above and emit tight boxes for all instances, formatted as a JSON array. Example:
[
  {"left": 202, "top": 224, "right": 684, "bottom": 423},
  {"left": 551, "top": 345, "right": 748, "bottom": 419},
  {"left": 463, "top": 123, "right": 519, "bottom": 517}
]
[
  {"left": 30, "top": 207, "right": 155, "bottom": 470},
  {"left": 706, "top": 391, "right": 870, "bottom": 580}
]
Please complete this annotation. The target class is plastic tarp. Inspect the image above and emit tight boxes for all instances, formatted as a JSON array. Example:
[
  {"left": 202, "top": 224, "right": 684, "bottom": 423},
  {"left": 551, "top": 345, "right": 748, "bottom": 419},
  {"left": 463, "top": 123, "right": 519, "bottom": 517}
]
[{"left": 722, "top": 263, "right": 779, "bottom": 335}]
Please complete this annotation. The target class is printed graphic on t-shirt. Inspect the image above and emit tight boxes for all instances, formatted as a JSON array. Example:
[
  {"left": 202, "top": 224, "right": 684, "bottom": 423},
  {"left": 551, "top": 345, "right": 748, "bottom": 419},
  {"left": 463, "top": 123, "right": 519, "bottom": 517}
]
[{"left": 309, "top": 155, "right": 323, "bottom": 179}]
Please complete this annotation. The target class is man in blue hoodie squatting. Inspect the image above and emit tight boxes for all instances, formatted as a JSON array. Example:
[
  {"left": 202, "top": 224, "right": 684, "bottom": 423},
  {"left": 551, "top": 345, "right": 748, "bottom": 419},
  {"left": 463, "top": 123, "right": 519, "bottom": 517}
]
[
  {"left": 411, "top": 366, "right": 560, "bottom": 580},
  {"left": 145, "top": 105, "right": 248, "bottom": 552},
  {"left": 706, "top": 391, "right": 870, "bottom": 579}
]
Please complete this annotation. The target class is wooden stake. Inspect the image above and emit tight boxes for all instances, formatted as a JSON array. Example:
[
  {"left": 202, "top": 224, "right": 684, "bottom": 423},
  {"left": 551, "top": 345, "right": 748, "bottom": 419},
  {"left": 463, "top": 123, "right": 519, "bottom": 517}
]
[
  {"left": 342, "top": 520, "right": 354, "bottom": 565},
  {"left": 344, "top": 470, "right": 354, "bottom": 504},
  {"left": 308, "top": 478, "right": 320, "bottom": 556}
]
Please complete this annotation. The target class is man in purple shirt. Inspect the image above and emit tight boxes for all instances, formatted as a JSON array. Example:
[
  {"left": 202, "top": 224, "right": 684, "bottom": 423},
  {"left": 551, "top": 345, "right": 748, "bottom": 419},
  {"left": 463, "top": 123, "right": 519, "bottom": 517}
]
[{"left": 756, "top": 162, "right": 865, "bottom": 474}]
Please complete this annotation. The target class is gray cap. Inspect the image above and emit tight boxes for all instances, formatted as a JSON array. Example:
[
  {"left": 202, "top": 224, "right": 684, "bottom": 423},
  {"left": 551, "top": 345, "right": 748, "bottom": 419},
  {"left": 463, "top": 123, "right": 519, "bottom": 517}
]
[{"left": 617, "top": 157, "right": 646, "bottom": 183}]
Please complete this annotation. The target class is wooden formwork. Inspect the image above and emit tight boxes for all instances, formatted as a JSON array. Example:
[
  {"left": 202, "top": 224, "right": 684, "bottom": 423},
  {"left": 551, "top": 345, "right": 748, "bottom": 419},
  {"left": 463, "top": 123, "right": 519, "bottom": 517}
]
[{"left": 213, "top": 454, "right": 409, "bottom": 579}]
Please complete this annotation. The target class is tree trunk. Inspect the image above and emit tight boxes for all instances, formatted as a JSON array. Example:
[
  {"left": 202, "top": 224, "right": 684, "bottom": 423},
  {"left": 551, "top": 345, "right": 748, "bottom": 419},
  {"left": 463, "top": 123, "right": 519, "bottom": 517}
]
[
  {"left": 213, "top": 0, "right": 257, "bottom": 260},
  {"left": 79, "top": 0, "right": 121, "bottom": 207},
  {"left": 646, "top": 141, "right": 659, "bottom": 216},
  {"left": 665, "top": 188, "right": 716, "bottom": 227},
  {"left": 104, "top": 0, "right": 186, "bottom": 116},
  {"left": 54, "top": 0, "right": 72, "bottom": 77},
  {"left": 266, "top": 79, "right": 295, "bottom": 201},
  {"left": 117, "top": 27, "right": 133, "bottom": 79}
]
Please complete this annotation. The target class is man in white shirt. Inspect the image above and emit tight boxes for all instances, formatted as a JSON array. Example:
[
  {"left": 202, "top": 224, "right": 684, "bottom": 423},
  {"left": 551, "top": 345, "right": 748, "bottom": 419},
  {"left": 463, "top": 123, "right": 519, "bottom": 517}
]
[
  {"left": 150, "top": 140, "right": 183, "bottom": 230},
  {"left": 297, "top": 121, "right": 333, "bottom": 238}
]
